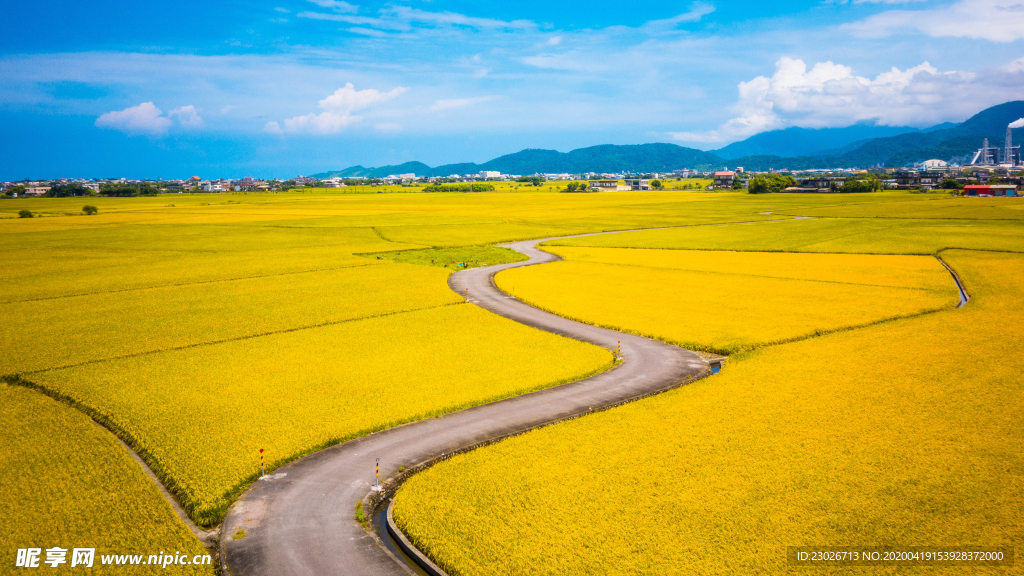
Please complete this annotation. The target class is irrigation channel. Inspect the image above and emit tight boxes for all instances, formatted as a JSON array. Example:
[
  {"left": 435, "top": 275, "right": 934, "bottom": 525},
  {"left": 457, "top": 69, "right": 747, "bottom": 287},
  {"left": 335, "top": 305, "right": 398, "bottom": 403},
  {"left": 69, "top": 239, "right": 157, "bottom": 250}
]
[{"left": 219, "top": 224, "right": 970, "bottom": 576}]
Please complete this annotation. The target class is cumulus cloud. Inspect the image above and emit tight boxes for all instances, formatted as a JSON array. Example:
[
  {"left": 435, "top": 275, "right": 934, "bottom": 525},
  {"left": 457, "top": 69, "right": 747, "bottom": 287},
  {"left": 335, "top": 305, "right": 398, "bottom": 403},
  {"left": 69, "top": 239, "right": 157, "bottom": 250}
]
[
  {"left": 844, "top": 0, "right": 1024, "bottom": 42},
  {"left": 95, "top": 102, "right": 172, "bottom": 135},
  {"left": 281, "top": 111, "right": 360, "bottom": 133},
  {"left": 95, "top": 102, "right": 201, "bottom": 135},
  {"left": 169, "top": 105, "right": 204, "bottom": 128},
  {"left": 319, "top": 82, "right": 407, "bottom": 112},
  {"left": 667, "top": 57, "right": 981, "bottom": 143},
  {"left": 269, "top": 83, "right": 408, "bottom": 135}
]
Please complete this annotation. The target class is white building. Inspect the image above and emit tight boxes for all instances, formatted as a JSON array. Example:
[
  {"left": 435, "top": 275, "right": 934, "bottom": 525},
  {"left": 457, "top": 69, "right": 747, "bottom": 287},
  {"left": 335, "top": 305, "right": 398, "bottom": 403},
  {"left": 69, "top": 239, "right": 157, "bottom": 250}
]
[{"left": 479, "top": 171, "right": 501, "bottom": 178}]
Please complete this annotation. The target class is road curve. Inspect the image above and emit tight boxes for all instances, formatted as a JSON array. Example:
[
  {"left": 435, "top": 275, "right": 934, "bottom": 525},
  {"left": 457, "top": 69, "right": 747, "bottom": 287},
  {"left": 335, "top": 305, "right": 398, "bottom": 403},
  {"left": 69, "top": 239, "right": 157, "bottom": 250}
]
[{"left": 221, "top": 236, "right": 708, "bottom": 576}]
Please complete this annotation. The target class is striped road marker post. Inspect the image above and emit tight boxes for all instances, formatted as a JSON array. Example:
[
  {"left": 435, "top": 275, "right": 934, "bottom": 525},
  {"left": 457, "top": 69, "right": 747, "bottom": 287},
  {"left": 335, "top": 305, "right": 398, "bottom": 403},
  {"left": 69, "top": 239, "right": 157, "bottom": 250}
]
[
  {"left": 260, "top": 448, "right": 264, "bottom": 478},
  {"left": 375, "top": 458, "right": 380, "bottom": 488}
]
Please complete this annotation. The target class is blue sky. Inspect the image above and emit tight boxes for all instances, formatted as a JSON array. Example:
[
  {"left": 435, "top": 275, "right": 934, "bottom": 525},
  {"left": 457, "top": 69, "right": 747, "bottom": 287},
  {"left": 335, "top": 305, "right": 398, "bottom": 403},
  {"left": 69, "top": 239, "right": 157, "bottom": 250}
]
[{"left": 3, "top": 0, "right": 1024, "bottom": 179}]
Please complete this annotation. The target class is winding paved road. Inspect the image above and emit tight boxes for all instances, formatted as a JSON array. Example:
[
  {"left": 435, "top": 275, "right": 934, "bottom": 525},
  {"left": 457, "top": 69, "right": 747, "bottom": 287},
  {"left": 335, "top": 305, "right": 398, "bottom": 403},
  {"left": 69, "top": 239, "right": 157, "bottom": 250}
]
[{"left": 221, "top": 236, "right": 708, "bottom": 576}]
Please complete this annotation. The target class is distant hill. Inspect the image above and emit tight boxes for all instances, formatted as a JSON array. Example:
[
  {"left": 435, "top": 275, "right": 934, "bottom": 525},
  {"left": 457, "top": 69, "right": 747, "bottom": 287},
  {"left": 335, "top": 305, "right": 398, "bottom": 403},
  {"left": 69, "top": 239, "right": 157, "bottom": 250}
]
[
  {"left": 712, "top": 125, "right": 921, "bottom": 160},
  {"left": 311, "top": 101, "right": 1024, "bottom": 176},
  {"left": 837, "top": 100, "right": 1024, "bottom": 166},
  {"left": 313, "top": 143, "right": 724, "bottom": 178}
]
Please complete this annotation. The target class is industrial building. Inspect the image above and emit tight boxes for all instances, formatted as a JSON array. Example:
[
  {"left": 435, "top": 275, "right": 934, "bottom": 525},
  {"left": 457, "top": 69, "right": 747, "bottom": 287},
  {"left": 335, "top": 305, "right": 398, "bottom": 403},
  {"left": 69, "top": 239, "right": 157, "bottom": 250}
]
[{"left": 970, "top": 124, "right": 1021, "bottom": 166}]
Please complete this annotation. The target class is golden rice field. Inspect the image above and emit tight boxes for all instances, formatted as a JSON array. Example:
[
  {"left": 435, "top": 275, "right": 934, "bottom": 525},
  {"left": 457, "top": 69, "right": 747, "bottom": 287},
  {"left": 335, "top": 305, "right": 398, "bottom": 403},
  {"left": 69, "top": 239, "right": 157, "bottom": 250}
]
[
  {"left": 550, "top": 215, "right": 1024, "bottom": 254},
  {"left": 496, "top": 246, "right": 958, "bottom": 354},
  {"left": 0, "top": 382, "right": 212, "bottom": 574},
  {"left": 394, "top": 249, "right": 1024, "bottom": 576},
  {"left": 4, "top": 188, "right": 1021, "bottom": 561},
  {"left": 23, "top": 304, "right": 611, "bottom": 526},
  {"left": 1, "top": 262, "right": 460, "bottom": 374}
]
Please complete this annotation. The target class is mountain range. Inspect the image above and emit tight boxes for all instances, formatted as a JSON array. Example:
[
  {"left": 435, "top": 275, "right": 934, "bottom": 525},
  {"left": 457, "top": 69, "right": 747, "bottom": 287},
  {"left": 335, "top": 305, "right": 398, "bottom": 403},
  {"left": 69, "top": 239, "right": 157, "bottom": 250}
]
[{"left": 312, "top": 101, "right": 1024, "bottom": 178}]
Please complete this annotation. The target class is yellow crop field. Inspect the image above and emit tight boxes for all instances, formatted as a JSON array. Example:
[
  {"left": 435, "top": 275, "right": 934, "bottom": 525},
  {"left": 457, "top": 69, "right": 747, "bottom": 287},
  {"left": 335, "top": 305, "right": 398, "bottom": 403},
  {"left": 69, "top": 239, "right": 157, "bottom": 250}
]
[
  {"left": 7, "top": 187, "right": 1018, "bottom": 555},
  {"left": 495, "top": 246, "right": 958, "bottom": 353},
  {"left": 1, "top": 262, "right": 460, "bottom": 374},
  {"left": 394, "top": 250, "right": 1024, "bottom": 576},
  {"left": 24, "top": 304, "right": 612, "bottom": 526},
  {"left": 550, "top": 216, "right": 1024, "bottom": 254},
  {"left": 0, "top": 382, "right": 212, "bottom": 574}
]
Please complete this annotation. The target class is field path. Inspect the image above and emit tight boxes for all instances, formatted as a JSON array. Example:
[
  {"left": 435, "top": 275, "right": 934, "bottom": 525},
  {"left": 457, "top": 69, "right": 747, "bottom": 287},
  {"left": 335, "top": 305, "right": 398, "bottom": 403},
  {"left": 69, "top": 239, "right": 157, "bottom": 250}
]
[{"left": 220, "top": 235, "right": 709, "bottom": 576}]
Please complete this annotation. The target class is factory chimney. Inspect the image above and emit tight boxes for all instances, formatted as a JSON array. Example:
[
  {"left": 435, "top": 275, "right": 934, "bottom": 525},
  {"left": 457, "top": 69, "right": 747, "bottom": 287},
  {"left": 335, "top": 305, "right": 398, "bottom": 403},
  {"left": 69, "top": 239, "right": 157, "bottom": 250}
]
[{"left": 1006, "top": 126, "right": 1013, "bottom": 166}]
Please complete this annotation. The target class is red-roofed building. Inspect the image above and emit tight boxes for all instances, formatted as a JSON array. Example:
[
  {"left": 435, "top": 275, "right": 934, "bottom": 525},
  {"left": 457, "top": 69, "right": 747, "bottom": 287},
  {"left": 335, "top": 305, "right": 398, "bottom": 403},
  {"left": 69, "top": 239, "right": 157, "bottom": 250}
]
[
  {"left": 714, "top": 171, "right": 735, "bottom": 188},
  {"left": 963, "top": 185, "right": 1017, "bottom": 197}
]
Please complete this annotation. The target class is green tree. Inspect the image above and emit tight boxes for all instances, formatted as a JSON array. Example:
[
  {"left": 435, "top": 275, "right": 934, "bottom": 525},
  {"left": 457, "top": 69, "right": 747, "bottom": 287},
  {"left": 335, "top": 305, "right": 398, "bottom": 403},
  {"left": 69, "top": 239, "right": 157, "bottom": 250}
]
[
  {"left": 731, "top": 178, "right": 744, "bottom": 190},
  {"left": 18, "top": 209, "right": 33, "bottom": 218},
  {"left": 748, "top": 174, "right": 796, "bottom": 194},
  {"left": 45, "top": 183, "right": 93, "bottom": 197},
  {"left": 4, "top": 185, "right": 27, "bottom": 198},
  {"left": 839, "top": 179, "right": 882, "bottom": 193},
  {"left": 651, "top": 179, "right": 664, "bottom": 190},
  {"left": 940, "top": 178, "right": 962, "bottom": 190},
  {"left": 82, "top": 205, "right": 98, "bottom": 215}
]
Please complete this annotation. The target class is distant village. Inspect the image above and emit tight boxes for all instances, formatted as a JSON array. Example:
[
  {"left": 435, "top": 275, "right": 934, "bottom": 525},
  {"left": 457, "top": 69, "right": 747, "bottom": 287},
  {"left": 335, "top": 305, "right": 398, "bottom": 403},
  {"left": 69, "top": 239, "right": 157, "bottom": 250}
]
[{"left": 3, "top": 136, "right": 1021, "bottom": 198}]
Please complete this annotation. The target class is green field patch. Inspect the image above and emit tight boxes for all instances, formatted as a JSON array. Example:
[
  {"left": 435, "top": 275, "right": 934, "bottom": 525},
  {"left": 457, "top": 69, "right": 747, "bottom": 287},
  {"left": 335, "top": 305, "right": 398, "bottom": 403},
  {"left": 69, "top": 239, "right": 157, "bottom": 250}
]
[{"left": 363, "top": 245, "right": 528, "bottom": 271}]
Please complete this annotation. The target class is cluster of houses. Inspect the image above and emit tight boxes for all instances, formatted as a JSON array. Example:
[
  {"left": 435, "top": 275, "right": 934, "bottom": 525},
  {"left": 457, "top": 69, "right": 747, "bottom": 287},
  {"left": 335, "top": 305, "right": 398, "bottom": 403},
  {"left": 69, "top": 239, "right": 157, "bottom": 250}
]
[
  {"left": 707, "top": 162, "right": 1022, "bottom": 194},
  {"left": 7, "top": 156, "right": 1021, "bottom": 197}
]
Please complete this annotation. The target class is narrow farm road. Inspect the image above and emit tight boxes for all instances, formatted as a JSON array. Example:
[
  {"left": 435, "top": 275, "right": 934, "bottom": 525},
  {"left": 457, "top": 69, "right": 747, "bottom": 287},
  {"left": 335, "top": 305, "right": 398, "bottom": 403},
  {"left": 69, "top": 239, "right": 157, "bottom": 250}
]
[{"left": 221, "top": 234, "right": 709, "bottom": 576}]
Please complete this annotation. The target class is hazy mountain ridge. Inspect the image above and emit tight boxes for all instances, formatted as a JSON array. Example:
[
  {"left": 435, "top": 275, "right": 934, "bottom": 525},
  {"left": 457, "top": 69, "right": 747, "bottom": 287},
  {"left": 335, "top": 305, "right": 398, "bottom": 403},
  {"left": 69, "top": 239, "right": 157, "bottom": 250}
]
[
  {"left": 712, "top": 125, "right": 923, "bottom": 160},
  {"left": 312, "top": 101, "right": 1024, "bottom": 177}
]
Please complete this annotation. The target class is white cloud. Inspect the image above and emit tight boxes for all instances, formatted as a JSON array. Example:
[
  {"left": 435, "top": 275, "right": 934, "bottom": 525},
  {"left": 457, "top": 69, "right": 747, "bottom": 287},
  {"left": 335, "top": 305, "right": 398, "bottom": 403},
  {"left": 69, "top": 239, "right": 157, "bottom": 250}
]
[
  {"left": 274, "top": 7, "right": 291, "bottom": 13},
  {"left": 1010, "top": 117, "right": 1024, "bottom": 128},
  {"left": 95, "top": 102, "right": 173, "bottom": 135},
  {"left": 347, "top": 27, "right": 391, "bottom": 37},
  {"left": 641, "top": 2, "right": 716, "bottom": 32},
  {"left": 271, "top": 83, "right": 408, "bottom": 135},
  {"left": 283, "top": 111, "right": 361, "bottom": 133},
  {"left": 844, "top": 0, "right": 1024, "bottom": 42},
  {"left": 298, "top": 5, "right": 535, "bottom": 31},
  {"left": 319, "top": 82, "right": 408, "bottom": 112},
  {"left": 307, "top": 0, "right": 358, "bottom": 13},
  {"left": 169, "top": 105, "right": 204, "bottom": 128},
  {"left": 546, "top": 36, "right": 563, "bottom": 46},
  {"left": 668, "top": 57, "right": 982, "bottom": 143},
  {"left": 430, "top": 96, "right": 497, "bottom": 112}
]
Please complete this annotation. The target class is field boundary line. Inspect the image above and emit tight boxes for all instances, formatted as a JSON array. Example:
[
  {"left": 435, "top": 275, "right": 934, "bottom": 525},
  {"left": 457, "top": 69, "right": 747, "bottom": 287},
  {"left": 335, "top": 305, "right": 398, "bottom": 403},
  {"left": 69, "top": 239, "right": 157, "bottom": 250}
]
[
  {"left": 935, "top": 254, "right": 970, "bottom": 307},
  {"left": 0, "top": 261, "right": 381, "bottom": 305},
  {"left": 1, "top": 373, "right": 221, "bottom": 553},
  {"left": 372, "top": 226, "right": 397, "bottom": 243},
  {"left": 12, "top": 301, "right": 463, "bottom": 377}
]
